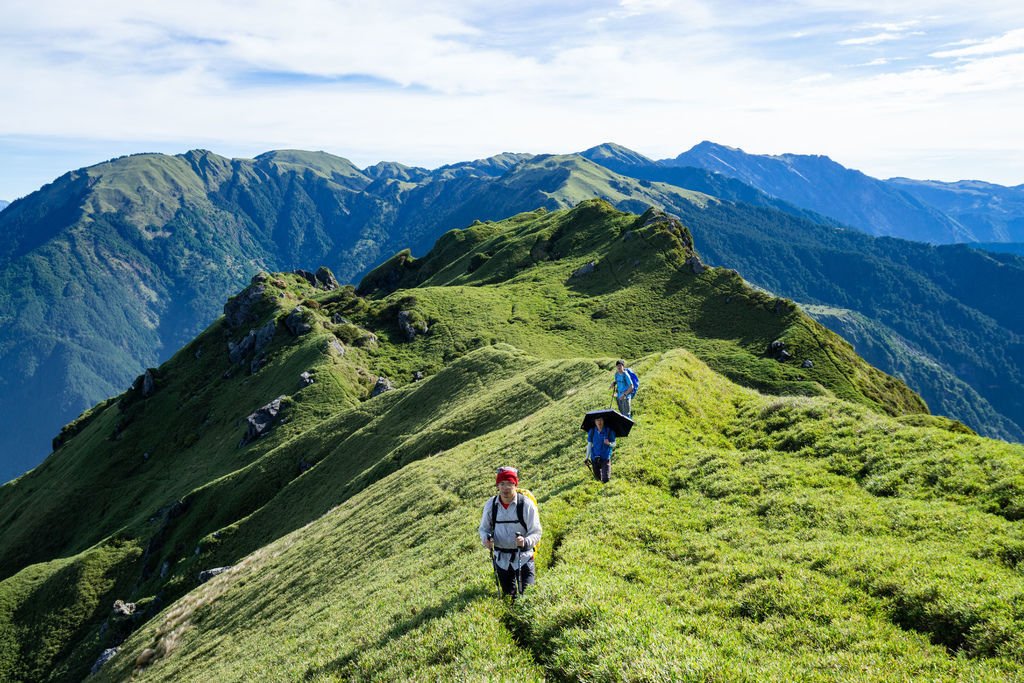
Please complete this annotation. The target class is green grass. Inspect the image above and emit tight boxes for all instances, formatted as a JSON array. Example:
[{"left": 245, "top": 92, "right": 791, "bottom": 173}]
[
  {"left": 91, "top": 349, "right": 1024, "bottom": 682},
  {"left": 2, "top": 202, "right": 1020, "bottom": 681}
]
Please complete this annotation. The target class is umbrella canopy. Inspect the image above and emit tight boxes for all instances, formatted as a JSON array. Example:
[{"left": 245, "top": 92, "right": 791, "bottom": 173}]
[{"left": 580, "top": 409, "right": 634, "bottom": 437}]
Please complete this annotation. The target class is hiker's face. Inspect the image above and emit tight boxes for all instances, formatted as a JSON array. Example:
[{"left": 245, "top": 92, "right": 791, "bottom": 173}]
[
  {"left": 497, "top": 481, "right": 516, "bottom": 499},
  {"left": 616, "top": 364, "right": 624, "bottom": 373},
  {"left": 595, "top": 417, "right": 604, "bottom": 430}
]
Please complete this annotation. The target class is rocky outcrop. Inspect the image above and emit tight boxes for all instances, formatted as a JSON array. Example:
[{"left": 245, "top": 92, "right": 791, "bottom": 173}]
[
  {"left": 285, "top": 306, "right": 314, "bottom": 336},
  {"left": 570, "top": 261, "right": 597, "bottom": 279},
  {"left": 300, "top": 371, "right": 314, "bottom": 387},
  {"left": 685, "top": 255, "right": 708, "bottom": 275},
  {"left": 315, "top": 267, "right": 340, "bottom": 290},
  {"left": 224, "top": 274, "right": 270, "bottom": 328},
  {"left": 398, "top": 310, "right": 429, "bottom": 341},
  {"left": 198, "top": 566, "right": 233, "bottom": 583},
  {"left": 370, "top": 377, "right": 393, "bottom": 398},
  {"left": 295, "top": 267, "right": 340, "bottom": 290},
  {"left": 328, "top": 337, "right": 345, "bottom": 356},
  {"left": 802, "top": 359, "right": 814, "bottom": 368},
  {"left": 228, "top": 320, "right": 276, "bottom": 366},
  {"left": 131, "top": 369, "right": 157, "bottom": 398},
  {"left": 356, "top": 332, "right": 378, "bottom": 348},
  {"left": 768, "top": 340, "right": 792, "bottom": 362},
  {"left": 240, "top": 396, "right": 286, "bottom": 446},
  {"left": 112, "top": 600, "right": 136, "bottom": 617},
  {"left": 90, "top": 648, "right": 119, "bottom": 675}
]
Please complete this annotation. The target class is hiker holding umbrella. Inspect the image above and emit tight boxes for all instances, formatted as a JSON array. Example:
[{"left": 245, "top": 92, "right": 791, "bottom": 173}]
[
  {"left": 479, "top": 467, "right": 542, "bottom": 599},
  {"left": 582, "top": 409, "right": 634, "bottom": 484}
]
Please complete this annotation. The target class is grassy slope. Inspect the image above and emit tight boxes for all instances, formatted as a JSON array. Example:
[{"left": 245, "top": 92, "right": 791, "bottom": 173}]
[
  {"left": 95, "top": 348, "right": 1024, "bottom": 681},
  {"left": 0, "top": 203, "right": 940, "bottom": 681}
]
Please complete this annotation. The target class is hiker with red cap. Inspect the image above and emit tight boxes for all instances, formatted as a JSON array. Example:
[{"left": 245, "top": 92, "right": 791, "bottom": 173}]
[{"left": 480, "top": 466, "right": 542, "bottom": 599}]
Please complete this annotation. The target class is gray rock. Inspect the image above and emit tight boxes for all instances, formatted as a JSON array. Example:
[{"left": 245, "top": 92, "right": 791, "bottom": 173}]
[
  {"left": 779, "top": 350, "right": 792, "bottom": 361},
  {"left": 622, "top": 230, "right": 636, "bottom": 242},
  {"left": 112, "top": 600, "right": 136, "bottom": 617},
  {"left": 285, "top": 306, "right": 313, "bottom": 336},
  {"left": 132, "top": 369, "right": 156, "bottom": 398},
  {"left": 240, "top": 396, "right": 286, "bottom": 445},
  {"left": 315, "top": 267, "right": 340, "bottom": 290},
  {"left": 570, "top": 261, "right": 597, "bottom": 279},
  {"left": 356, "top": 332, "right": 378, "bottom": 348},
  {"left": 370, "top": 376, "right": 393, "bottom": 398},
  {"left": 294, "top": 269, "right": 318, "bottom": 288},
  {"left": 328, "top": 337, "right": 345, "bottom": 356},
  {"left": 685, "top": 256, "right": 708, "bottom": 275},
  {"left": 230, "top": 320, "right": 276, "bottom": 366},
  {"left": 159, "top": 560, "right": 170, "bottom": 579},
  {"left": 250, "top": 356, "right": 267, "bottom": 374},
  {"left": 802, "top": 359, "right": 814, "bottom": 368},
  {"left": 332, "top": 313, "right": 350, "bottom": 325},
  {"left": 228, "top": 332, "right": 255, "bottom": 364},
  {"left": 223, "top": 277, "right": 268, "bottom": 328},
  {"left": 90, "top": 648, "right": 119, "bottom": 675},
  {"left": 300, "top": 371, "right": 315, "bottom": 386},
  {"left": 413, "top": 371, "right": 424, "bottom": 382},
  {"left": 198, "top": 566, "right": 233, "bottom": 583},
  {"left": 398, "top": 310, "right": 428, "bottom": 341},
  {"left": 252, "top": 320, "right": 276, "bottom": 356}
]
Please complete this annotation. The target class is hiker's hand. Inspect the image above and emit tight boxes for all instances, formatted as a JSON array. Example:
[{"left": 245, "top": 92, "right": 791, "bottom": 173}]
[
  {"left": 484, "top": 538, "right": 493, "bottom": 550},
  {"left": 604, "top": 438, "right": 612, "bottom": 446},
  {"left": 516, "top": 536, "right": 525, "bottom": 548}
]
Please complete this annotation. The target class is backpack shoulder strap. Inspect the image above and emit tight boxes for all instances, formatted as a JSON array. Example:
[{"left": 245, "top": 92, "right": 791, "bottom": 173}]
[
  {"left": 516, "top": 492, "right": 526, "bottom": 531},
  {"left": 489, "top": 495, "right": 499, "bottom": 537}
]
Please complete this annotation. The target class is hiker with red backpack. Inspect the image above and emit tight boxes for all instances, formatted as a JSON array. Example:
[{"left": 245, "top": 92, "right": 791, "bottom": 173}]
[
  {"left": 610, "top": 360, "right": 638, "bottom": 417},
  {"left": 480, "top": 467, "right": 542, "bottom": 599}
]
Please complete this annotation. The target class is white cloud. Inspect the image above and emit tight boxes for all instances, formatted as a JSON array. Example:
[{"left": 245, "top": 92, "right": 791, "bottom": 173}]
[
  {"left": 931, "top": 28, "right": 1024, "bottom": 58},
  {"left": 839, "top": 32, "right": 904, "bottom": 45},
  {"left": 0, "top": 0, "right": 1023, "bottom": 196}
]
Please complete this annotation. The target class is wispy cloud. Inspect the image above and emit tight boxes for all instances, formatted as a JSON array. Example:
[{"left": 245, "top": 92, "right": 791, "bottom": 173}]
[
  {"left": 839, "top": 32, "right": 905, "bottom": 46},
  {"left": 931, "top": 28, "right": 1024, "bottom": 58},
  {"left": 0, "top": 0, "right": 1023, "bottom": 198}
]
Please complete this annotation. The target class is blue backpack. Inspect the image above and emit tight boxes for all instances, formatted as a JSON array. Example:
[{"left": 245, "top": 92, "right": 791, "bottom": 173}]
[{"left": 626, "top": 368, "right": 640, "bottom": 396}]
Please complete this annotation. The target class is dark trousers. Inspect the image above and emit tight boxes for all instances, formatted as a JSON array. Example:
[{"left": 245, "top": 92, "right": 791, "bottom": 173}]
[
  {"left": 591, "top": 457, "right": 611, "bottom": 483},
  {"left": 494, "top": 556, "right": 535, "bottom": 597}
]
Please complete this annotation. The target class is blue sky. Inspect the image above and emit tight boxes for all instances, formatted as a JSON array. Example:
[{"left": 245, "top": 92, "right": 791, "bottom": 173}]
[{"left": 1, "top": 0, "right": 1023, "bottom": 200}]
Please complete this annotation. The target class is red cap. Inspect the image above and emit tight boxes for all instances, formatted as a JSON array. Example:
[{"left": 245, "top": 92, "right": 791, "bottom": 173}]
[{"left": 496, "top": 467, "right": 519, "bottom": 486}]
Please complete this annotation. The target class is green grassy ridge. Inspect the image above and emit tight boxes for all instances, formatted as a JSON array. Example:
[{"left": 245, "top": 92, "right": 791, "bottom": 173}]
[
  {"left": 93, "top": 349, "right": 1024, "bottom": 681},
  {"left": 357, "top": 201, "right": 923, "bottom": 417},
  {"left": 0, "top": 203, "right": 932, "bottom": 679}
]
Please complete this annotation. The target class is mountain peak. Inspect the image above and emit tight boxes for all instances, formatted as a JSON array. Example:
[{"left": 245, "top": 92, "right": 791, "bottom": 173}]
[{"left": 579, "top": 142, "right": 654, "bottom": 167}]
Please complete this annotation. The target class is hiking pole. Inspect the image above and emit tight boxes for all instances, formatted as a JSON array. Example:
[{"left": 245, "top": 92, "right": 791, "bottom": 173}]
[
  {"left": 515, "top": 533, "right": 525, "bottom": 597},
  {"left": 487, "top": 534, "right": 502, "bottom": 598}
]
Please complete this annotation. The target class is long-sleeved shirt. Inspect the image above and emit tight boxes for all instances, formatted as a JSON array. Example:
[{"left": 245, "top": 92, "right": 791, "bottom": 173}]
[
  {"left": 479, "top": 492, "right": 542, "bottom": 570},
  {"left": 587, "top": 426, "right": 616, "bottom": 460}
]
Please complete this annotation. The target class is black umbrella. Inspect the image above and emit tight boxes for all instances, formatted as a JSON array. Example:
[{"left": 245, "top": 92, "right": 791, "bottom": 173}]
[{"left": 580, "top": 409, "right": 634, "bottom": 437}]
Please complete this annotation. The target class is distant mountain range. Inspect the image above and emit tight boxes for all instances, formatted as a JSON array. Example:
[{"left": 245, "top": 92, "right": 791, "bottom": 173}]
[
  {"left": 0, "top": 200, "right": 9, "bottom": 211},
  {"left": 658, "top": 141, "right": 1024, "bottom": 243},
  {"left": 1, "top": 145, "right": 1022, "bottom": 481}
]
